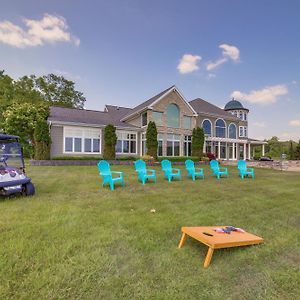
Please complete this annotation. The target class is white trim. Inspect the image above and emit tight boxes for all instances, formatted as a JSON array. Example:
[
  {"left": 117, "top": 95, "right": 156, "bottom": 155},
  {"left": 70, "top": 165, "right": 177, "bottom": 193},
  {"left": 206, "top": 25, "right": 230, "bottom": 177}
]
[
  {"left": 63, "top": 126, "right": 102, "bottom": 154},
  {"left": 115, "top": 130, "right": 138, "bottom": 155},
  {"left": 215, "top": 118, "right": 227, "bottom": 138},
  {"left": 201, "top": 119, "right": 212, "bottom": 136},
  {"left": 150, "top": 86, "right": 198, "bottom": 116},
  {"left": 228, "top": 122, "right": 237, "bottom": 139}
]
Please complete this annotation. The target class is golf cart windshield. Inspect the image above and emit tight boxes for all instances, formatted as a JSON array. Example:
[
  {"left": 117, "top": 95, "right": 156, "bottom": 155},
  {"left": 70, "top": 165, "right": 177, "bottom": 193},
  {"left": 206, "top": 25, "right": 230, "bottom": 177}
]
[{"left": 0, "top": 140, "right": 24, "bottom": 169}]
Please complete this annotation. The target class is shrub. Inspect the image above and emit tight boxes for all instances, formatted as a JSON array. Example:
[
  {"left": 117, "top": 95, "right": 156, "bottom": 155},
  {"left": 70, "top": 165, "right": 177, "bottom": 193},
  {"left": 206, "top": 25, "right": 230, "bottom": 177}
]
[
  {"left": 206, "top": 152, "right": 216, "bottom": 161},
  {"left": 34, "top": 119, "right": 51, "bottom": 160},
  {"left": 158, "top": 156, "right": 199, "bottom": 162},
  {"left": 146, "top": 121, "right": 158, "bottom": 160},
  {"left": 192, "top": 127, "right": 204, "bottom": 159},
  {"left": 103, "top": 124, "right": 117, "bottom": 160},
  {"left": 140, "top": 155, "right": 155, "bottom": 162}
]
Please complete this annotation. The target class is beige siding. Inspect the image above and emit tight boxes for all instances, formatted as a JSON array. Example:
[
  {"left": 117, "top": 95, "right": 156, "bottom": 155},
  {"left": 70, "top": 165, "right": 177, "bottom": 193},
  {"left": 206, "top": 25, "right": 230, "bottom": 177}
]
[{"left": 50, "top": 125, "right": 64, "bottom": 157}]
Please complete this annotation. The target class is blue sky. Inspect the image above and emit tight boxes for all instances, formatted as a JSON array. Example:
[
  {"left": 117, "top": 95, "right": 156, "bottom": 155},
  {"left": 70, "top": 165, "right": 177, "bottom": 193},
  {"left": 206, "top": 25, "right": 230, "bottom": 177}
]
[{"left": 1, "top": 0, "right": 300, "bottom": 141}]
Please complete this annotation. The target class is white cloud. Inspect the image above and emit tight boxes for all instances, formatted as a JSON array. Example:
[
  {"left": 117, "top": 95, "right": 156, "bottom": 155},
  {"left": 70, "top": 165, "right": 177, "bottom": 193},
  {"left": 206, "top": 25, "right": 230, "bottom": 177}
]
[
  {"left": 253, "top": 122, "right": 266, "bottom": 128},
  {"left": 289, "top": 119, "right": 300, "bottom": 127},
  {"left": 279, "top": 132, "right": 300, "bottom": 142},
  {"left": 231, "top": 84, "right": 288, "bottom": 106},
  {"left": 219, "top": 44, "right": 240, "bottom": 61},
  {"left": 206, "top": 43, "right": 240, "bottom": 71},
  {"left": 0, "top": 13, "right": 80, "bottom": 48},
  {"left": 207, "top": 58, "right": 227, "bottom": 71},
  {"left": 177, "top": 54, "right": 202, "bottom": 74},
  {"left": 291, "top": 80, "right": 297, "bottom": 85}
]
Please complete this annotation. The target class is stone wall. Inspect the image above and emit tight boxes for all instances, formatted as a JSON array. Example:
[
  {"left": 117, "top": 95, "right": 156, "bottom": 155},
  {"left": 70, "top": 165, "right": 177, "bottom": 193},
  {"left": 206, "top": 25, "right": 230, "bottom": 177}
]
[{"left": 223, "top": 160, "right": 300, "bottom": 171}]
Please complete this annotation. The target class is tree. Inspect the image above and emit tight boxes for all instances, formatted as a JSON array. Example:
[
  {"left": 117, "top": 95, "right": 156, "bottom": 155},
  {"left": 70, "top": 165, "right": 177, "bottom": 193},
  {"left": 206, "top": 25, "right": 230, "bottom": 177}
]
[
  {"left": 103, "top": 124, "right": 117, "bottom": 160},
  {"left": 34, "top": 74, "right": 86, "bottom": 108},
  {"left": 192, "top": 127, "right": 205, "bottom": 159},
  {"left": 3, "top": 103, "right": 49, "bottom": 157},
  {"left": 295, "top": 140, "right": 300, "bottom": 160},
  {"left": 146, "top": 121, "right": 158, "bottom": 160},
  {"left": 34, "top": 119, "right": 51, "bottom": 160},
  {"left": 289, "top": 140, "right": 295, "bottom": 160}
]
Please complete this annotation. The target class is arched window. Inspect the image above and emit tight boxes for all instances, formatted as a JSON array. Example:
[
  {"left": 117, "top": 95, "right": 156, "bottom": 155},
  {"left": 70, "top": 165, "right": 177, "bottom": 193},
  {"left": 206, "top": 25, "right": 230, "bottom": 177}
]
[
  {"left": 228, "top": 123, "right": 237, "bottom": 139},
  {"left": 202, "top": 119, "right": 212, "bottom": 136},
  {"left": 215, "top": 119, "right": 226, "bottom": 138},
  {"left": 166, "top": 103, "right": 180, "bottom": 128}
]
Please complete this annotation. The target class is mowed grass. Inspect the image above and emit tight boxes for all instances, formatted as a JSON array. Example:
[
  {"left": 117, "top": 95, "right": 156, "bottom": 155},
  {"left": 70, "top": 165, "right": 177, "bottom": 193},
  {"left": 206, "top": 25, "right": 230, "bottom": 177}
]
[{"left": 0, "top": 164, "right": 299, "bottom": 300}]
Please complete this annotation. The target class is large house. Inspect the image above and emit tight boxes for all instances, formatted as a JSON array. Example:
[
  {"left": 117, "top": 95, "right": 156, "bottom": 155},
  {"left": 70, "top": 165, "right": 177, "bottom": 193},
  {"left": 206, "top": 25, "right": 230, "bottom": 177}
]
[{"left": 48, "top": 85, "right": 266, "bottom": 160}]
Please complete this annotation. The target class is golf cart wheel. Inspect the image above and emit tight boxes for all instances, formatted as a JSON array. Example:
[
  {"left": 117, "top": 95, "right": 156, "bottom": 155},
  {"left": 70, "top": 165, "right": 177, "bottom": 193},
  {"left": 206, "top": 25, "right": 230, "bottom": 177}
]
[{"left": 23, "top": 182, "right": 35, "bottom": 196}]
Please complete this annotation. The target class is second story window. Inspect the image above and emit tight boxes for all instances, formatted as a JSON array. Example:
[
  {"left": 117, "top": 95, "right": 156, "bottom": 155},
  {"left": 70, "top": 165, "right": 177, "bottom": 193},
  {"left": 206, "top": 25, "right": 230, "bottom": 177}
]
[
  {"left": 183, "top": 116, "right": 192, "bottom": 129},
  {"left": 166, "top": 103, "right": 180, "bottom": 128},
  {"left": 239, "top": 126, "right": 248, "bottom": 138},
  {"left": 228, "top": 123, "right": 237, "bottom": 139},
  {"left": 141, "top": 112, "right": 147, "bottom": 126},
  {"left": 202, "top": 119, "right": 212, "bottom": 136},
  {"left": 152, "top": 111, "right": 163, "bottom": 126},
  {"left": 215, "top": 119, "right": 226, "bottom": 138}
]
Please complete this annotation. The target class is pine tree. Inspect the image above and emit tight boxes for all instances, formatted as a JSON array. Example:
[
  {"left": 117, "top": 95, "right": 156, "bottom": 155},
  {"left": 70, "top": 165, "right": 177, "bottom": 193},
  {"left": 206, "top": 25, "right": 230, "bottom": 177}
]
[
  {"left": 289, "top": 140, "right": 295, "bottom": 160},
  {"left": 34, "top": 119, "right": 51, "bottom": 160},
  {"left": 192, "top": 127, "right": 205, "bottom": 159},
  {"left": 103, "top": 124, "right": 117, "bottom": 160},
  {"left": 146, "top": 121, "right": 158, "bottom": 160},
  {"left": 295, "top": 140, "right": 300, "bottom": 160}
]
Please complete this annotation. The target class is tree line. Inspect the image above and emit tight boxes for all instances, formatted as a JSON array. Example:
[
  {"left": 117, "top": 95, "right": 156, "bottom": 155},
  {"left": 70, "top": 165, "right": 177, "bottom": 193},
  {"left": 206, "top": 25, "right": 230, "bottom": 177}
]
[{"left": 0, "top": 70, "right": 86, "bottom": 158}]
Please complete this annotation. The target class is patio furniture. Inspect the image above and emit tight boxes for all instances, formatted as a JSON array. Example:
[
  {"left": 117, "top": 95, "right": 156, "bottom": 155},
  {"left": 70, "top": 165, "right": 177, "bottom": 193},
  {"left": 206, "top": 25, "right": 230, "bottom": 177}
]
[
  {"left": 161, "top": 159, "right": 181, "bottom": 182},
  {"left": 237, "top": 160, "right": 255, "bottom": 179},
  {"left": 134, "top": 159, "right": 156, "bottom": 184},
  {"left": 185, "top": 159, "right": 204, "bottom": 181},
  {"left": 97, "top": 160, "right": 124, "bottom": 190},
  {"left": 178, "top": 226, "right": 263, "bottom": 268},
  {"left": 209, "top": 160, "right": 228, "bottom": 179}
]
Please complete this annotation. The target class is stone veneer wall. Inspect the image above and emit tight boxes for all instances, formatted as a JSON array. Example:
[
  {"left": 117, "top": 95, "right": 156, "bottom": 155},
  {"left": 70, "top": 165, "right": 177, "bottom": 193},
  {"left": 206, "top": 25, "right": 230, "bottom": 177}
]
[{"left": 223, "top": 160, "right": 300, "bottom": 171}]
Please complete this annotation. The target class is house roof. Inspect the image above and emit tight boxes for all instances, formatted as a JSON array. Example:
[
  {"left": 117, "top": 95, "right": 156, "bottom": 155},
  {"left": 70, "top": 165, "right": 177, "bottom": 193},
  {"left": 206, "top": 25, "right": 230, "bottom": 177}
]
[
  {"left": 189, "top": 98, "right": 241, "bottom": 121},
  {"left": 48, "top": 106, "right": 138, "bottom": 129},
  {"left": 121, "top": 85, "right": 175, "bottom": 121}
]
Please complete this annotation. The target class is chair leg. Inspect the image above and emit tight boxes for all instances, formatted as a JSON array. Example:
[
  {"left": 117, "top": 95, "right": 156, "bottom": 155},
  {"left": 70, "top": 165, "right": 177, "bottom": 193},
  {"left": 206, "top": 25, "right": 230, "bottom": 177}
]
[
  {"left": 204, "top": 247, "right": 214, "bottom": 268},
  {"left": 178, "top": 233, "right": 187, "bottom": 248},
  {"left": 110, "top": 182, "right": 114, "bottom": 190}
]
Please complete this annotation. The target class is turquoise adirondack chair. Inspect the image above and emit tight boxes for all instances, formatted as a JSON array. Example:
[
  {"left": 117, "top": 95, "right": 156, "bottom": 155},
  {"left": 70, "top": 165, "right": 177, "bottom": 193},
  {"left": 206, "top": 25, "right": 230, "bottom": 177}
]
[
  {"left": 237, "top": 160, "right": 255, "bottom": 179},
  {"left": 185, "top": 159, "right": 204, "bottom": 181},
  {"left": 97, "top": 160, "right": 125, "bottom": 190},
  {"left": 209, "top": 160, "right": 228, "bottom": 179},
  {"left": 134, "top": 159, "right": 156, "bottom": 184},
  {"left": 161, "top": 159, "right": 182, "bottom": 182}
]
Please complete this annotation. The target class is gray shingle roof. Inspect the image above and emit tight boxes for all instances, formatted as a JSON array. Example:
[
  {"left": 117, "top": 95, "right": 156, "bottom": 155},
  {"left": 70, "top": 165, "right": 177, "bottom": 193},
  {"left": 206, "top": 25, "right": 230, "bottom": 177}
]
[
  {"left": 224, "top": 99, "right": 249, "bottom": 111},
  {"left": 189, "top": 98, "right": 240, "bottom": 120},
  {"left": 48, "top": 106, "right": 138, "bottom": 128},
  {"left": 121, "top": 85, "right": 175, "bottom": 120}
]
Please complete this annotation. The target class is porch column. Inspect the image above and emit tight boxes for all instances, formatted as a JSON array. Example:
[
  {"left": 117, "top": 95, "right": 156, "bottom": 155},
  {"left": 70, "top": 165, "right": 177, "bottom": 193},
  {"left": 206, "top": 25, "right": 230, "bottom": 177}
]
[
  {"left": 232, "top": 142, "right": 235, "bottom": 159},
  {"left": 253, "top": 146, "right": 255, "bottom": 158},
  {"left": 203, "top": 140, "right": 206, "bottom": 154},
  {"left": 218, "top": 141, "right": 221, "bottom": 159},
  {"left": 243, "top": 143, "right": 246, "bottom": 160},
  {"left": 262, "top": 144, "right": 265, "bottom": 156},
  {"left": 248, "top": 144, "right": 251, "bottom": 160}
]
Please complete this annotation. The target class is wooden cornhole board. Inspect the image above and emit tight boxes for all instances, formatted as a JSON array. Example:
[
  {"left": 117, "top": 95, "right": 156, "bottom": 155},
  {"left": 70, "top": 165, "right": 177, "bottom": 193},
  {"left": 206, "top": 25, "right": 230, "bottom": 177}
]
[{"left": 178, "top": 226, "right": 263, "bottom": 268}]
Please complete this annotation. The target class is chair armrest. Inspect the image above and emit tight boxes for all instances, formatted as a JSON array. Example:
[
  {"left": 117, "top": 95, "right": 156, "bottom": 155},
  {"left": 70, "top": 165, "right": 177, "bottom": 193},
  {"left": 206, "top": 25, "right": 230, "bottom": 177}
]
[
  {"left": 195, "top": 168, "right": 204, "bottom": 172},
  {"left": 111, "top": 171, "right": 124, "bottom": 178},
  {"left": 147, "top": 169, "right": 156, "bottom": 174},
  {"left": 220, "top": 167, "right": 228, "bottom": 172},
  {"left": 173, "top": 168, "right": 181, "bottom": 173},
  {"left": 247, "top": 168, "right": 254, "bottom": 172}
]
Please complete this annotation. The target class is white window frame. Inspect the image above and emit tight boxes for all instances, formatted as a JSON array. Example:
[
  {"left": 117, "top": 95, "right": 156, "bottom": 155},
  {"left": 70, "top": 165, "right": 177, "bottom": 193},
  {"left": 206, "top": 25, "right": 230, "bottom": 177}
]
[
  {"left": 166, "top": 134, "right": 181, "bottom": 156},
  {"left": 215, "top": 118, "right": 227, "bottom": 138},
  {"left": 116, "top": 131, "right": 138, "bottom": 154},
  {"left": 239, "top": 126, "right": 248, "bottom": 137},
  {"left": 201, "top": 119, "right": 212, "bottom": 137},
  {"left": 228, "top": 123, "right": 237, "bottom": 139},
  {"left": 183, "top": 135, "right": 192, "bottom": 156},
  {"left": 63, "top": 126, "right": 101, "bottom": 154},
  {"left": 141, "top": 112, "right": 148, "bottom": 127}
]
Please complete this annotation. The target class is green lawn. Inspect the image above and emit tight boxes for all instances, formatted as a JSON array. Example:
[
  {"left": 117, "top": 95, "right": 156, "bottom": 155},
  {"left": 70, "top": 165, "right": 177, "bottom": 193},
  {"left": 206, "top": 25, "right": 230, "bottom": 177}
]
[{"left": 0, "top": 165, "right": 299, "bottom": 299}]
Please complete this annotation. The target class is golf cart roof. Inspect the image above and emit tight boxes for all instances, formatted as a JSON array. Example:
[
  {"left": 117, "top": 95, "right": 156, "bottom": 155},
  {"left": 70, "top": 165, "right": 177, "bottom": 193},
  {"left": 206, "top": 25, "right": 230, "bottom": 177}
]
[{"left": 0, "top": 134, "right": 20, "bottom": 140}]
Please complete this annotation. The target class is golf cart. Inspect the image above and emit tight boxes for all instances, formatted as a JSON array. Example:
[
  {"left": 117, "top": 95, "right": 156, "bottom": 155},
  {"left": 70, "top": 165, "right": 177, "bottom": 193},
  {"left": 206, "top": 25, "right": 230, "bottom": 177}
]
[{"left": 0, "top": 134, "right": 35, "bottom": 196}]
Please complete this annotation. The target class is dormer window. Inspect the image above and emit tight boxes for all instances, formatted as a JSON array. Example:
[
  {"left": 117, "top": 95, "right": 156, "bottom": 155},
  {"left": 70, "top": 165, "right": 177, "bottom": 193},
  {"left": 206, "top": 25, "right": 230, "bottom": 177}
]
[{"left": 141, "top": 112, "right": 147, "bottom": 126}]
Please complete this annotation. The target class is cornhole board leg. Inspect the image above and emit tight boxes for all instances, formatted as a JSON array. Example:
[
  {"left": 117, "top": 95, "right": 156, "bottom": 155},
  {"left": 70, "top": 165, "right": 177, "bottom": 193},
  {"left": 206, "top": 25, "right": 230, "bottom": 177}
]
[
  {"left": 204, "top": 247, "right": 214, "bottom": 268},
  {"left": 178, "top": 233, "right": 187, "bottom": 248}
]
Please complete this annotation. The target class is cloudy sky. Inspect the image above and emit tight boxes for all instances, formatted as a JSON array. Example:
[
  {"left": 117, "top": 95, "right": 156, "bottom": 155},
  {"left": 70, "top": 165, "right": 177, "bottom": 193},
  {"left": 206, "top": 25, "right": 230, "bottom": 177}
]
[{"left": 1, "top": 0, "right": 300, "bottom": 141}]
